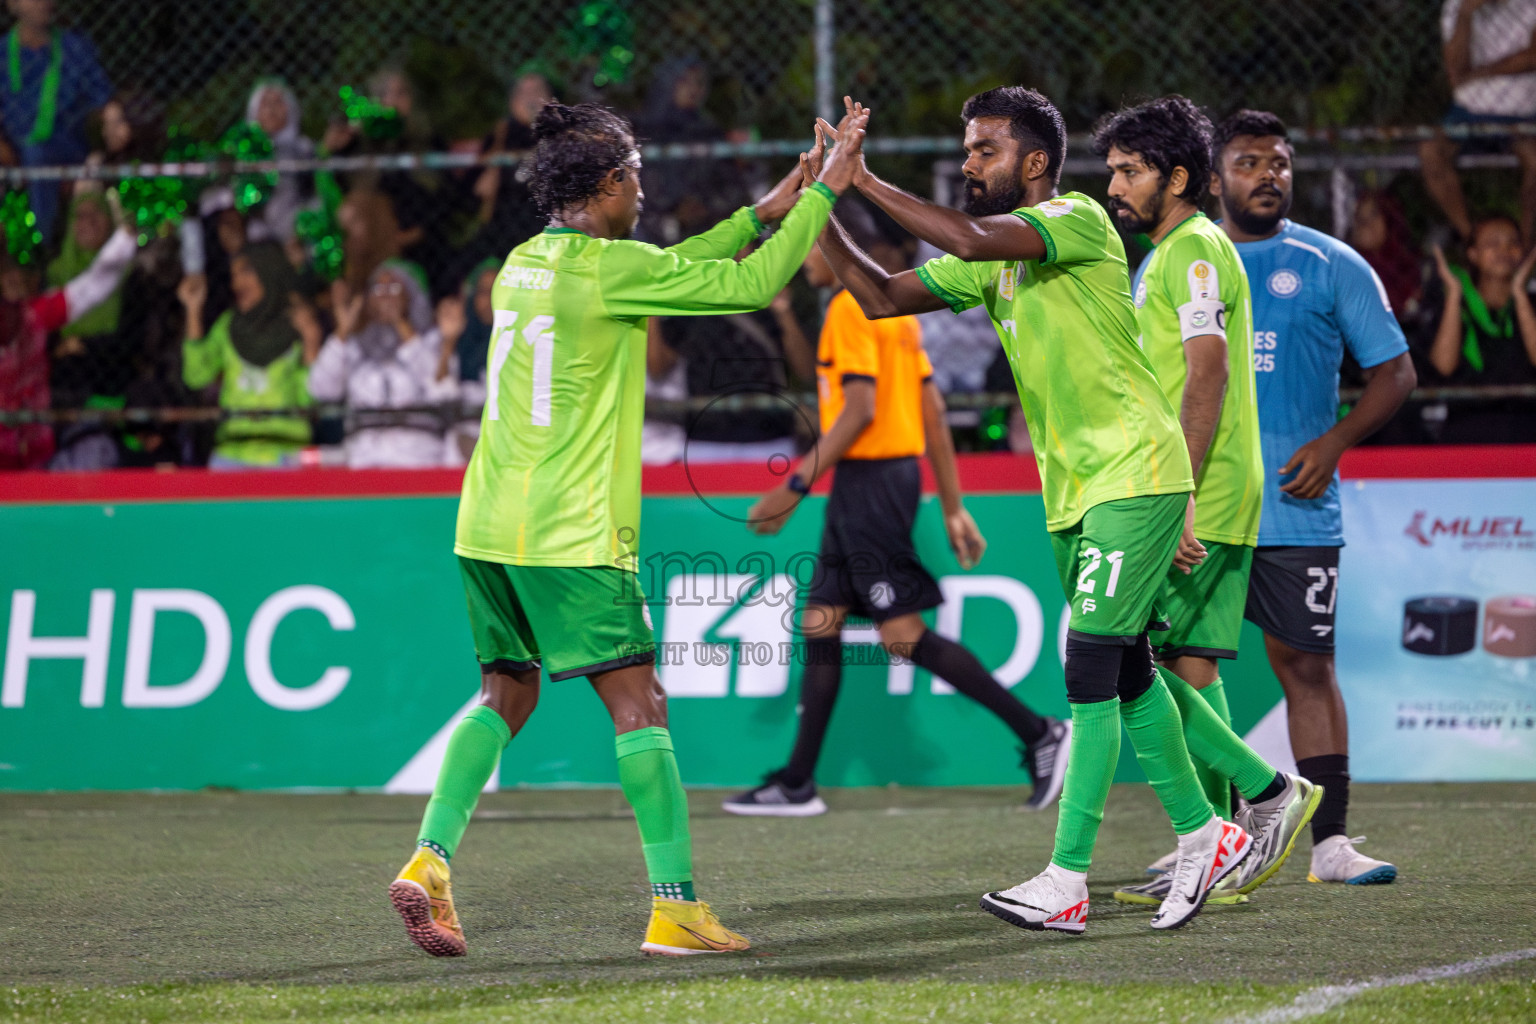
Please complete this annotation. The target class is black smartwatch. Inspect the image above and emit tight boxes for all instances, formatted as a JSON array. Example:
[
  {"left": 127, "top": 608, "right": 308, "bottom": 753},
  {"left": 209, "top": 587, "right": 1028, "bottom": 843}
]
[{"left": 787, "top": 474, "right": 811, "bottom": 495}]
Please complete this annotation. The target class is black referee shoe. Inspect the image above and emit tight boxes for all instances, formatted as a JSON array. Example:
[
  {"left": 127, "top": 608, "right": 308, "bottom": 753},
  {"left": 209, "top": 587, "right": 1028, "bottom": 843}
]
[
  {"left": 721, "top": 772, "right": 828, "bottom": 817},
  {"left": 1021, "top": 718, "right": 1072, "bottom": 811}
]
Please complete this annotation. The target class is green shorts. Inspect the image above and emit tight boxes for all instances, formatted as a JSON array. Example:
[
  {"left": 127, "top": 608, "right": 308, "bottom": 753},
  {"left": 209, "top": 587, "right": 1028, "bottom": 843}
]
[
  {"left": 1049, "top": 493, "right": 1187, "bottom": 644},
  {"left": 1153, "top": 540, "right": 1254, "bottom": 660},
  {"left": 458, "top": 557, "right": 656, "bottom": 681}
]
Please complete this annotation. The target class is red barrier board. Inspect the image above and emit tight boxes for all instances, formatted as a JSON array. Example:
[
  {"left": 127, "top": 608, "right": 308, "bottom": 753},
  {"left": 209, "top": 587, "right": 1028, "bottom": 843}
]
[{"left": 0, "top": 446, "right": 1532, "bottom": 505}]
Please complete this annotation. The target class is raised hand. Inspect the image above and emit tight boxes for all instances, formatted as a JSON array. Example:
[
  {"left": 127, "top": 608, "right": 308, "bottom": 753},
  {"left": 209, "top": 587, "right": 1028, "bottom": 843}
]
[
  {"left": 799, "top": 120, "right": 827, "bottom": 190},
  {"left": 1431, "top": 244, "right": 1462, "bottom": 296},
  {"left": 817, "top": 102, "right": 871, "bottom": 196},
  {"left": 289, "top": 295, "right": 324, "bottom": 362},
  {"left": 436, "top": 295, "right": 467, "bottom": 345},
  {"left": 1515, "top": 244, "right": 1536, "bottom": 292},
  {"left": 332, "top": 280, "right": 364, "bottom": 340},
  {"left": 176, "top": 272, "right": 207, "bottom": 311}
]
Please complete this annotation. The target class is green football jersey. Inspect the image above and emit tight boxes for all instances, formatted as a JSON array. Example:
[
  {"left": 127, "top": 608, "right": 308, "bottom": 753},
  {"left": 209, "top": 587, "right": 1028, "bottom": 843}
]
[
  {"left": 1131, "top": 212, "right": 1262, "bottom": 546},
  {"left": 455, "top": 184, "right": 836, "bottom": 571},
  {"left": 916, "top": 192, "right": 1193, "bottom": 532}
]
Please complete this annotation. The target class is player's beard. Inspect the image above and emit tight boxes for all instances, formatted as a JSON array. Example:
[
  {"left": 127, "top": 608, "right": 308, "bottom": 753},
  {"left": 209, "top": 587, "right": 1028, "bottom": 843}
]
[
  {"left": 1226, "top": 183, "right": 1291, "bottom": 236},
  {"left": 1106, "top": 192, "right": 1162, "bottom": 236},
  {"left": 961, "top": 164, "right": 1026, "bottom": 216}
]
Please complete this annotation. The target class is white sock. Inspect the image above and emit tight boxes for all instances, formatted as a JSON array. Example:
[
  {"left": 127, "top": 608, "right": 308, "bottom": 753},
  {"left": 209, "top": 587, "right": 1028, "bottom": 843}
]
[
  {"left": 1047, "top": 862, "right": 1088, "bottom": 887},
  {"left": 1177, "top": 815, "right": 1222, "bottom": 849}
]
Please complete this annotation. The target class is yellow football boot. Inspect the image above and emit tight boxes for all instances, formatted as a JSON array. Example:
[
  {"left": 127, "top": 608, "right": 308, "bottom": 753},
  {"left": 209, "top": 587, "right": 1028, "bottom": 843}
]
[
  {"left": 388, "top": 846, "right": 467, "bottom": 957},
  {"left": 640, "top": 898, "right": 751, "bottom": 956}
]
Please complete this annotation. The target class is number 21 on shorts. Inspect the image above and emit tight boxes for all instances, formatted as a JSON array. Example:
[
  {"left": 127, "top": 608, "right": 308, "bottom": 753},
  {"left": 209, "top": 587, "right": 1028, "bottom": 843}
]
[
  {"left": 1077, "top": 547, "right": 1125, "bottom": 612},
  {"left": 487, "top": 310, "right": 555, "bottom": 426}
]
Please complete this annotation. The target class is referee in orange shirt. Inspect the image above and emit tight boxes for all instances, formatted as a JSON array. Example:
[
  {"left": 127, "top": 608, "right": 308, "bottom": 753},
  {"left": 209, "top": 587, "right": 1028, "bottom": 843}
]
[{"left": 723, "top": 206, "right": 1070, "bottom": 815}]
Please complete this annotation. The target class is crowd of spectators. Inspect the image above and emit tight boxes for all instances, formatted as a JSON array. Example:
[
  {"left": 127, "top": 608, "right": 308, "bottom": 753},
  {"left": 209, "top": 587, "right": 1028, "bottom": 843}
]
[{"left": 0, "top": 1, "right": 1534, "bottom": 472}]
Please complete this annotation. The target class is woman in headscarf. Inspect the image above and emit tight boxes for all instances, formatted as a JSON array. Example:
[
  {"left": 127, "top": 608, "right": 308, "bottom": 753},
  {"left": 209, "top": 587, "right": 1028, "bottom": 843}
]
[
  {"left": 179, "top": 241, "right": 319, "bottom": 468},
  {"left": 307, "top": 259, "right": 459, "bottom": 468},
  {"left": 47, "top": 191, "right": 131, "bottom": 405},
  {"left": 245, "top": 78, "right": 316, "bottom": 243}
]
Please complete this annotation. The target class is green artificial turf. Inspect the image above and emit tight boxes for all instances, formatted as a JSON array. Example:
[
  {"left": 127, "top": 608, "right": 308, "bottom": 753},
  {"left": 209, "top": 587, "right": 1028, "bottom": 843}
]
[{"left": 3, "top": 783, "right": 1533, "bottom": 1022}]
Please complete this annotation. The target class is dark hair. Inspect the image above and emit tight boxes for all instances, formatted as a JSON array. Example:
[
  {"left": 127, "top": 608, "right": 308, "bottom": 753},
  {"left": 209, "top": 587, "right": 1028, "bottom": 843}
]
[
  {"left": 528, "top": 102, "right": 636, "bottom": 218},
  {"left": 1091, "top": 95, "right": 1212, "bottom": 204},
  {"left": 1469, "top": 211, "right": 1521, "bottom": 244},
  {"left": 960, "top": 87, "right": 1067, "bottom": 185},
  {"left": 1212, "top": 109, "right": 1291, "bottom": 162}
]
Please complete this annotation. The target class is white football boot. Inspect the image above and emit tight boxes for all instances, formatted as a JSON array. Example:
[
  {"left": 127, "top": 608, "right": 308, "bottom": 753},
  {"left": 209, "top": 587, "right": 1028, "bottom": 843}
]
[
  {"left": 1151, "top": 816, "right": 1252, "bottom": 930},
  {"left": 1308, "top": 835, "right": 1397, "bottom": 885},
  {"left": 980, "top": 863, "right": 1090, "bottom": 934}
]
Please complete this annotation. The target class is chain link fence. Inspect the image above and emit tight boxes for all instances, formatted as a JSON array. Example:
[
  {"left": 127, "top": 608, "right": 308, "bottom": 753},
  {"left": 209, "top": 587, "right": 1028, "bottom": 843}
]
[
  {"left": 33, "top": 1, "right": 1455, "bottom": 144},
  {"left": 0, "top": 0, "right": 1530, "bottom": 469}
]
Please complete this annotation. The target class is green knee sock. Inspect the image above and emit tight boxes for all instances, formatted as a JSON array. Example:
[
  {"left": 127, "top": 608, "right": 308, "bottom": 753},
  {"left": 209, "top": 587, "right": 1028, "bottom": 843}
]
[
  {"left": 416, "top": 705, "right": 512, "bottom": 860},
  {"left": 615, "top": 726, "right": 695, "bottom": 902},
  {"left": 1050, "top": 699, "right": 1121, "bottom": 873},
  {"left": 1158, "top": 667, "right": 1278, "bottom": 801},
  {"left": 1121, "top": 676, "right": 1214, "bottom": 835},
  {"left": 1186, "top": 677, "right": 1233, "bottom": 819}
]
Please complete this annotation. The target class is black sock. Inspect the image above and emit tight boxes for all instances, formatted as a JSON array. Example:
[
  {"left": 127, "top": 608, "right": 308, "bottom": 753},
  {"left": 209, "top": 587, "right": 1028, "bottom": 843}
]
[
  {"left": 1252, "top": 771, "right": 1286, "bottom": 805},
  {"left": 1296, "top": 753, "right": 1350, "bottom": 842},
  {"left": 909, "top": 631, "right": 1049, "bottom": 745},
  {"left": 780, "top": 637, "right": 842, "bottom": 788}
]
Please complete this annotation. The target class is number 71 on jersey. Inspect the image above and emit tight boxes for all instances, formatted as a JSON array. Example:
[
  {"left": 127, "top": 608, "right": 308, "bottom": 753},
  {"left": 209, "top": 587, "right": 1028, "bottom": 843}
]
[{"left": 487, "top": 311, "right": 555, "bottom": 426}]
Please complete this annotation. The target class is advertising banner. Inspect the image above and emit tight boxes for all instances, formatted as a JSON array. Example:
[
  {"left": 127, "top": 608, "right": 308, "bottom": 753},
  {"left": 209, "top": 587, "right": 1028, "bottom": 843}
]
[
  {"left": 2, "top": 459, "right": 1531, "bottom": 791},
  {"left": 1332, "top": 479, "right": 1536, "bottom": 782}
]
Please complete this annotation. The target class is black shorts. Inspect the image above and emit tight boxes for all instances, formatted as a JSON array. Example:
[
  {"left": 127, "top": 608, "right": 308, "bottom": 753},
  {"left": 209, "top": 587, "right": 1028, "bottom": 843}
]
[
  {"left": 805, "top": 456, "right": 944, "bottom": 623},
  {"left": 1243, "top": 545, "right": 1340, "bottom": 655}
]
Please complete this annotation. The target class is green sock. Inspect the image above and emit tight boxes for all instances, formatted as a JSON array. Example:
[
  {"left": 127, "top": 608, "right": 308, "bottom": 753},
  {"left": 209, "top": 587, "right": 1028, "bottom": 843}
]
[
  {"left": 615, "top": 726, "right": 695, "bottom": 902},
  {"left": 416, "top": 705, "right": 511, "bottom": 859},
  {"left": 1121, "top": 676, "right": 1214, "bottom": 835},
  {"left": 1158, "top": 667, "right": 1277, "bottom": 801},
  {"left": 1050, "top": 699, "right": 1121, "bottom": 873},
  {"left": 1182, "top": 677, "right": 1233, "bottom": 820}
]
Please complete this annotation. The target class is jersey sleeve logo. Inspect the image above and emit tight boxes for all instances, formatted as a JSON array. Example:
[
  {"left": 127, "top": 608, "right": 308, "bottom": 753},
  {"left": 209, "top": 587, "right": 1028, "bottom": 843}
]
[
  {"left": 999, "top": 267, "right": 1016, "bottom": 300},
  {"left": 1134, "top": 279, "right": 1148, "bottom": 308},
  {"left": 1036, "top": 197, "right": 1075, "bottom": 218},
  {"left": 1188, "top": 259, "right": 1218, "bottom": 301},
  {"left": 1267, "top": 268, "right": 1302, "bottom": 298}
]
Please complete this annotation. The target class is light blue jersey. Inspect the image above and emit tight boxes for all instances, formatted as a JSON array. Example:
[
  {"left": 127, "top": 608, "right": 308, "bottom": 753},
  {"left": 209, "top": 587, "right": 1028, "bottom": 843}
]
[{"left": 1233, "top": 221, "right": 1407, "bottom": 546}]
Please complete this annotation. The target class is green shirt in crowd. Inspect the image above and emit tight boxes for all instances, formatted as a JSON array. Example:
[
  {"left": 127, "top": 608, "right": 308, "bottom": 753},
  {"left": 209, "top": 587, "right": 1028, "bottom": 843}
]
[
  {"left": 182, "top": 311, "right": 312, "bottom": 466},
  {"left": 916, "top": 192, "right": 1193, "bottom": 532}
]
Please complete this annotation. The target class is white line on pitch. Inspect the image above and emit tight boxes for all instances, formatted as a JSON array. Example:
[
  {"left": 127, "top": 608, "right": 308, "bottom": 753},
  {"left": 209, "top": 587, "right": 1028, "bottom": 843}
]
[{"left": 1224, "top": 947, "right": 1536, "bottom": 1024}]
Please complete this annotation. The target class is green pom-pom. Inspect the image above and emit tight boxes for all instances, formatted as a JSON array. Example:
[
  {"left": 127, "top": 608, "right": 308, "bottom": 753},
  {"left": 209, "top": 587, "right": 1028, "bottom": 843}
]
[
  {"left": 293, "top": 169, "right": 347, "bottom": 282},
  {"left": 1, "top": 189, "right": 44, "bottom": 265},
  {"left": 338, "top": 85, "right": 402, "bottom": 141},
  {"left": 217, "top": 121, "right": 277, "bottom": 213},
  {"left": 564, "top": 0, "right": 635, "bottom": 87},
  {"left": 117, "top": 125, "right": 212, "bottom": 234}
]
